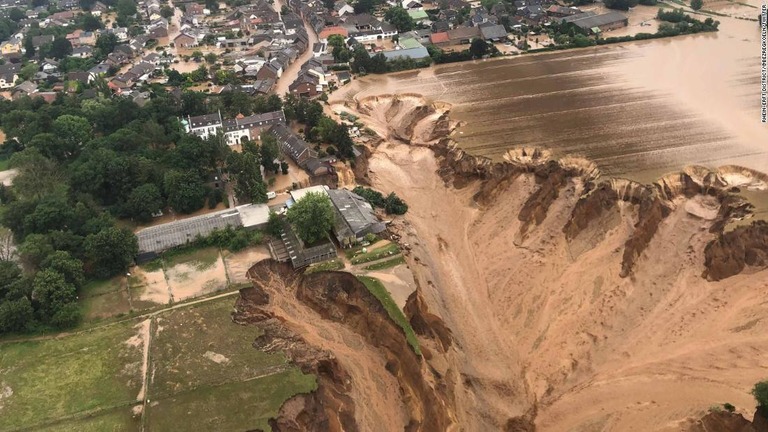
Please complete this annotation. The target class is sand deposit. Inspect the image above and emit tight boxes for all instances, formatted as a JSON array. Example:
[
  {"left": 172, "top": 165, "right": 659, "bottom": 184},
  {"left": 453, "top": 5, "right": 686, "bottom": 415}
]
[
  {"left": 166, "top": 252, "right": 228, "bottom": 302},
  {"left": 307, "top": 94, "right": 768, "bottom": 431}
]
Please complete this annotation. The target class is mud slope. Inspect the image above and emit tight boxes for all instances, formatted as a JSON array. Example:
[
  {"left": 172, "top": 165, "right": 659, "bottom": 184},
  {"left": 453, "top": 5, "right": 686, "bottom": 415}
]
[
  {"left": 330, "top": 94, "right": 768, "bottom": 431},
  {"left": 233, "top": 261, "right": 456, "bottom": 432}
]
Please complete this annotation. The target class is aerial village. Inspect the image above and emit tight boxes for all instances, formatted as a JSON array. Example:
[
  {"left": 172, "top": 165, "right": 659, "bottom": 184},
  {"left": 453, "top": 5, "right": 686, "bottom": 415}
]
[
  {"left": 0, "top": 0, "right": 642, "bottom": 104},
  {"left": 0, "top": 0, "right": 644, "bottom": 271}
]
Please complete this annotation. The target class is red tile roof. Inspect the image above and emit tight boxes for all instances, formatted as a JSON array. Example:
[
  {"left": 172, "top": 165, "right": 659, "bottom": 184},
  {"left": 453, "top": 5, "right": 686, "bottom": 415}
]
[{"left": 429, "top": 32, "right": 450, "bottom": 44}]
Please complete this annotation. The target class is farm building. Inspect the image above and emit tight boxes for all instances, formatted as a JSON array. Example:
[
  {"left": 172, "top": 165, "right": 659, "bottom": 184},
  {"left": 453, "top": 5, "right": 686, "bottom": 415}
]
[
  {"left": 269, "top": 224, "right": 337, "bottom": 269},
  {"left": 135, "top": 204, "right": 270, "bottom": 260},
  {"left": 327, "top": 189, "right": 387, "bottom": 248},
  {"left": 562, "top": 11, "right": 628, "bottom": 33}
]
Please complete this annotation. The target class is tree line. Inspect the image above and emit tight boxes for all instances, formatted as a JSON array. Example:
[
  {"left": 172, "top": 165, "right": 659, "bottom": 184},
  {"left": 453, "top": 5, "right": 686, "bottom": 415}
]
[{"left": 0, "top": 88, "right": 359, "bottom": 335}]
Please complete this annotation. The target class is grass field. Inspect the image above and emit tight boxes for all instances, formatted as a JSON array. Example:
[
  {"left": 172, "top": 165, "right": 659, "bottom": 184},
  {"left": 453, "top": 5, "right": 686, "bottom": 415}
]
[
  {"left": 1, "top": 296, "right": 316, "bottom": 431},
  {"left": 305, "top": 259, "right": 345, "bottom": 274},
  {"left": 150, "top": 298, "right": 289, "bottom": 397},
  {"left": 0, "top": 322, "right": 144, "bottom": 431},
  {"left": 363, "top": 255, "right": 406, "bottom": 271},
  {"left": 36, "top": 407, "right": 139, "bottom": 432},
  {"left": 350, "top": 243, "right": 401, "bottom": 265},
  {"left": 146, "top": 369, "right": 316, "bottom": 432},
  {"left": 357, "top": 276, "right": 421, "bottom": 356}
]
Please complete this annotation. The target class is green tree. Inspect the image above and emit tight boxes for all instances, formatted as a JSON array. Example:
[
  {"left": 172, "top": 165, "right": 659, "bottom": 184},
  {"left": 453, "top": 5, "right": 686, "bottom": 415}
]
[
  {"left": 53, "top": 115, "right": 92, "bottom": 159},
  {"left": 384, "top": 192, "right": 408, "bottom": 215},
  {"left": 603, "top": 0, "right": 638, "bottom": 10},
  {"left": 40, "top": 251, "right": 85, "bottom": 287},
  {"left": 116, "top": 0, "right": 137, "bottom": 18},
  {"left": 354, "top": 0, "right": 379, "bottom": 13},
  {"left": 125, "top": 184, "right": 163, "bottom": 223},
  {"left": 160, "top": 5, "right": 174, "bottom": 18},
  {"left": 0, "top": 297, "right": 34, "bottom": 333},
  {"left": 385, "top": 6, "right": 415, "bottom": 32},
  {"left": 226, "top": 151, "right": 267, "bottom": 203},
  {"left": 84, "top": 227, "right": 138, "bottom": 278},
  {"left": 204, "top": 52, "right": 218, "bottom": 64},
  {"left": 753, "top": 381, "right": 768, "bottom": 408},
  {"left": 24, "top": 35, "right": 35, "bottom": 58},
  {"left": 166, "top": 68, "right": 184, "bottom": 86},
  {"left": 259, "top": 133, "right": 280, "bottom": 174},
  {"left": 18, "top": 234, "right": 54, "bottom": 269},
  {"left": 266, "top": 211, "right": 282, "bottom": 236},
  {"left": 32, "top": 269, "right": 77, "bottom": 318},
  {"left": 8, "top": 8, "right": 25, "bottom": 22},
  {"left": 164, "top": 170, "right": 207, "bottom": 213},
  {"left": 690, "top": 0, "right": 703, "bottom": 9},
  {"left": 81, "top": 14, "right": 103, "bottom": 31},
  {"left": 49, "top": 37, "right": 73, "bottom": 60},
  {"left": 191, "top": 50, "right": 204, "bottom": 61},
  {"left": 286, "top": 192, "right": 334, "bottom": 245},
  {"left": 19, "top": 63, "right": 39, "bottom": 81},
  {"left": 95, "top": 33, "right": 118, "bottom": 59},
  {"left": 469, "top": 38, "right": 491, "bottom": 58}
]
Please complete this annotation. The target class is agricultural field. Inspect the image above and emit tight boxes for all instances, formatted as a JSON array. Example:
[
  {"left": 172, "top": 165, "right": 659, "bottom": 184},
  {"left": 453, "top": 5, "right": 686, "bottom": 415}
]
[
  {"left": 80, "top": 246, "right": 271, "bottom": 324},
  {"left": 0, "top": 321, "right": 145, "bottom": 431},
  {"left": 0, "top": 297, "right": 315, "bottom": 431}
]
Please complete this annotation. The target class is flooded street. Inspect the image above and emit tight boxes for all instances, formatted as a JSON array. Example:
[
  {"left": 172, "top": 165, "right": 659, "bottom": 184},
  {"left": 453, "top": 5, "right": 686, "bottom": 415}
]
[{"left": 333, "top": 9, "right": 767, "bottom": 183}]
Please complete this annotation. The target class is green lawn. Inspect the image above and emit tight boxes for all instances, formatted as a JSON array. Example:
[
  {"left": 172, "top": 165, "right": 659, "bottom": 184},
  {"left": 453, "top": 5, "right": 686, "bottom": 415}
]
[
  {"left": 80, "top": 277, "right": 131, "bottom": 322},
  {"left": 305, "top": 259, "right": 345, "bottom": 274},
  {"left": 146, "top": 369, "right": 316, "bottom": 432},
  {"left": 164, "top": 246, "right": 220, "bottom": 270},
  {"left": 0, "top": 322, "right": 145, "bottom": 431},
  {"left": 0, "top": 158, "right": 11, "bottom": 171},
  {"left": 356, "top": 276, "right": 421, "bottom": 355},
  {"left": 149, "top": 298, "right": 290, "bottom": 398},
  {"left": 36, "top": 407, "right": 139, "bottom": 432},
  {"left": 363, "top": 255, "right": 406, "bottom": 271},
  {"left": 350, "top": 243, "right": 401, "bottom": 265}
]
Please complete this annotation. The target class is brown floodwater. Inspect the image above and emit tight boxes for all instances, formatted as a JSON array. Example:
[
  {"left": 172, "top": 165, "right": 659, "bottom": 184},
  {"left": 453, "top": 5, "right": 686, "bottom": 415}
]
[{"left": 335, "top": 7, "right": 767, "bottom": 183}]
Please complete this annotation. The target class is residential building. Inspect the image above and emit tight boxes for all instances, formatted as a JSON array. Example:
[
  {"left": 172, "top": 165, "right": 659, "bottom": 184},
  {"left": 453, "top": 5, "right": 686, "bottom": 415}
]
[
  {"left": 183, "top": 112, "right": 224, "bottom": 140},
  {"left": 220, "top": 111, "right": 286, "bottom": 146},
  {"left": 0, "top": 63, "right": 19, "bottom": 89},
  {"left": 71, "top": 45, "right": 93, "bottom": 58},
  {"left": 174, "top": 32, "right": 197, "bottom": 48},
  {"left": 269, "top": 123, "right": 317, "bottom": 167},
  {"left": 334, "top": 0, "right": 354, "bottom": 16}
]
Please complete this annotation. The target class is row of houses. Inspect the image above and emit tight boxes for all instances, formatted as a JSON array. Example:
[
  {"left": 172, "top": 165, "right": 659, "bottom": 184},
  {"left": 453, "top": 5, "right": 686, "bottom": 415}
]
[{"left": 183, "top": 110, "right": 287, "bottom": 146}]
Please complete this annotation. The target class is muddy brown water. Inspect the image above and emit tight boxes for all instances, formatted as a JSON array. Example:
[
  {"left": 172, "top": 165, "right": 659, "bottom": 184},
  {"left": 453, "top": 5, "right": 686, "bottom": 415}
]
[{"left": 338, "top": 11, "right": 767, "bottom": 183}]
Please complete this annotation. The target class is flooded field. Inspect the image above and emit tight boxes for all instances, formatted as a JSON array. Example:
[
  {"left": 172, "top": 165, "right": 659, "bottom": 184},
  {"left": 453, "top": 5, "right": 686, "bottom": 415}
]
[{"left": 334, "top": 10, "right": 767, "bottom": 183}]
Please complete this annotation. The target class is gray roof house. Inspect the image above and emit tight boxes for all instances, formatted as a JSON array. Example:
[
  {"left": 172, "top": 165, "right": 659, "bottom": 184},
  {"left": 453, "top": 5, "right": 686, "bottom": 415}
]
[
  {"left": 327, "top": 189, "right": 386, "bottom": 247},
  {"left": 479, "top": 23, "right": 508, "bottom": 41}
]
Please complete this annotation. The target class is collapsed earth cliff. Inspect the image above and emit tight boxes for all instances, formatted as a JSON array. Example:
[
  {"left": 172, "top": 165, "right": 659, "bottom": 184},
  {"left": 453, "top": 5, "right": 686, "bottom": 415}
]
[
  {"left": 235, "top": 94, "right": 768, "bottom": 431},
  {"left": 233, "top": 261, "right": 457, "bottom": 432}
]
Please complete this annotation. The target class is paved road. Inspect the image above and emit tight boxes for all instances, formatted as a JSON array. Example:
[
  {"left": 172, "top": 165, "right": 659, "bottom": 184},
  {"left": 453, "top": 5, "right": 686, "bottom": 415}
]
[{"left": 272, "top": 0, "right": 319, "bottom": 95}]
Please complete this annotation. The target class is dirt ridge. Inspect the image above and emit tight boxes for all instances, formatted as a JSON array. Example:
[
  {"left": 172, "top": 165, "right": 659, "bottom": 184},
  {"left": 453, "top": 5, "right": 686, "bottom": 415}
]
[
  {"left": 345, "top": 94, "right": 768, "bottom": 280},
  {"left": 233, "top": 261, "right": 456, "bottom": 432}
]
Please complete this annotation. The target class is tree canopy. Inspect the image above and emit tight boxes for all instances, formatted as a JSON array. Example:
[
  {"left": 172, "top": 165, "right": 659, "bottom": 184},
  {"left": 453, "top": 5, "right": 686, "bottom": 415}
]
[
  {"left": 753, "top": 381, "right": 768, "bottom": 408},
  {"left": 384, "top": 7, "right": 415, "bottom": 32},
  {"left": 286, "top": 192, "right": 335, "bottom": 245}
]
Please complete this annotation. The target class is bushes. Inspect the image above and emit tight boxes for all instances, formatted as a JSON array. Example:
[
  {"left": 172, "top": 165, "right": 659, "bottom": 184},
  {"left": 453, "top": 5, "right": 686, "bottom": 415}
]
[
  {"left": 353, "top": 187, "right": 409, "bottom": 215},
  {"left": 384, "top": 192, "right": 408, "bottom": 215},
  {"left": 193, "top": 226, "right": 263, "bottom": 252},
  {"left": 353, "top": 186, "right": 385, "bottom": 207},
  {"left": 753, "top": 381, "right": 768, "bottom": 408}
]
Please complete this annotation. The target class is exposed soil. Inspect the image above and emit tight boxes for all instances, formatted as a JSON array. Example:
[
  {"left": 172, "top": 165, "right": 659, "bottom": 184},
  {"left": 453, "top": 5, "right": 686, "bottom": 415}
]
[
  {"left": 233, "top": 261, "right": 456, "bottom": 432},
  {"left": 314, "top": 94, "right": 767, "bottom": 431},
  {"left": 232, "top": 93, "right": 768, "bottom": 431}
]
